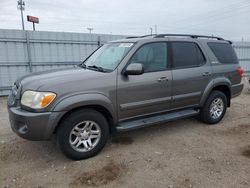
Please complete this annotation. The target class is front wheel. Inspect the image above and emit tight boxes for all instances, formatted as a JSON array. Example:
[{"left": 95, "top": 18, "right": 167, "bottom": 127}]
[
  {"left": 57, "top": 109, "right": 110, "bottom": 160},
  {"left": 200, "top": 91, "right": 227, "bottom": 124}
]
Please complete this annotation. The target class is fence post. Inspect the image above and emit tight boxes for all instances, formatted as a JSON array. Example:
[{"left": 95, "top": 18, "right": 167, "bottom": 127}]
[{"left": 25, "top": 31, "right": 33, "bottom": 72}]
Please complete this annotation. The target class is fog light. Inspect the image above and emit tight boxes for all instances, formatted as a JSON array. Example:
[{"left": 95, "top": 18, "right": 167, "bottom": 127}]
[{"left": 18, "top": 124, "right": 28, "bottom": 135}]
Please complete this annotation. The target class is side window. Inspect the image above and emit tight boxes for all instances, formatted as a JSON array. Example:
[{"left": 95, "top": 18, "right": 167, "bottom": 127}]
[
  {"left": 207, "top": 42, "right": 238, "bottom": 64},
  {"left": 129, "top": 43, "right": 167, "bottom": 72},
  {"left": 172, "top": 42, "right": 206, "bottom": 69}
]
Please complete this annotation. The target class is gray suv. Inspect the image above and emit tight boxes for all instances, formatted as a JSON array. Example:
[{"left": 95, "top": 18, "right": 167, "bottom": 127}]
[{"left": 7, "top": 34, "right": 244, "bottom": 160}]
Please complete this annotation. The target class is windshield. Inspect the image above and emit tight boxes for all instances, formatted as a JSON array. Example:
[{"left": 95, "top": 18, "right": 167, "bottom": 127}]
[{"left": 83, "top": 42, "right": 134, "bottom": 72}]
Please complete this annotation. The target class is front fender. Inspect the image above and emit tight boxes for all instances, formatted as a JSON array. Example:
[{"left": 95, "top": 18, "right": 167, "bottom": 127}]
[
  {"left": 200, "top": 77, "right": 231, "bottom": 106},
  {"left": 52, "top": 93, "right": 117, "bottom": 123}
]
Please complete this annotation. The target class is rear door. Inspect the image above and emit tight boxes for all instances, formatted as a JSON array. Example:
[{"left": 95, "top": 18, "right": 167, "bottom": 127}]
[{"left": 170, "top": 41, "right": 212, "bottom": 109}]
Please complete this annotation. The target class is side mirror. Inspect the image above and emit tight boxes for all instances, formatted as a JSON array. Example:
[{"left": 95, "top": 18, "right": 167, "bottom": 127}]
[{"left": 124, "top": 63, "right": 144, "bottom": 75}]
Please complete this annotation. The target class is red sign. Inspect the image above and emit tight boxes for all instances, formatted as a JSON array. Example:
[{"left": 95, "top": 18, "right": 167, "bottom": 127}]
[{"left": 27, "top": 15, "right": 39, "bottom": 23}]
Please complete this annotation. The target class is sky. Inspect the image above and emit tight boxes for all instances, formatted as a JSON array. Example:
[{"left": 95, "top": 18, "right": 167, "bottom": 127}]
[{"left": 0, "top": 0, "right": 249, "bottom": 41}]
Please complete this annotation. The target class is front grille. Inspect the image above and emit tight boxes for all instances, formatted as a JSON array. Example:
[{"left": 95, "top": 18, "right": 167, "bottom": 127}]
[{"left": 7, "top": 82, "right": 21, "bottom": 106}]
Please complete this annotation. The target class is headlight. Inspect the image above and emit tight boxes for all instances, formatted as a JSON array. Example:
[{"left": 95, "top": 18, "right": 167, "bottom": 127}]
[{"left": 21, "top": 90, "right": 56, "bottom": 109}]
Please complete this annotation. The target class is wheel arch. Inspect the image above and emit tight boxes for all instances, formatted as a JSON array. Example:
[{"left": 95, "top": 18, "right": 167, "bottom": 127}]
[
  {"left": 54, "top": 105, "right": 116, "bottom": 135},
  {"left": 212, "top": 85, "right": 231, "bottom": 107},
  {"left": 200, "top": 78, "right": 231, "bottom": 107},
  {"left": 52, "top": 93, "right": 117, "bottom": 135}
]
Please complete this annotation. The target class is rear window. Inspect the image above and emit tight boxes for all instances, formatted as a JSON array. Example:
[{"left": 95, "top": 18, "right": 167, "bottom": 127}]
[
  {"left": 207, "top": 42, "right": 238, "bottom": 64},
  {"left": 172, "top": 42, "right": 206, "bottom": 69}
]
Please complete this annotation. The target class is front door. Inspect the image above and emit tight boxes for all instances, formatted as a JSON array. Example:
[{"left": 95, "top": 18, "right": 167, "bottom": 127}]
[{"left": 117, "top": 42, "right": 172, "bottom": 121}]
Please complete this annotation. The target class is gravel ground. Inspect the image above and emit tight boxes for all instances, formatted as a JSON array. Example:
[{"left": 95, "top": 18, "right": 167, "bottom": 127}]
[{"left": 0, "top": 81, "right": 250, "bottom": 188}]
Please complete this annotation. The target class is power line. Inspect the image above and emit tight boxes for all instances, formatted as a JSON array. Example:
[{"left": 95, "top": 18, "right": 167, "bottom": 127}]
[
  {"left": 157, "top": 4, "right": 250, "bottom": 34},
  {"left": 24, "top": 1, "right": 249, "bottom": 34},
  {"left": 171, "top": 2, "right": 250, "bottom": 29},
  {"left": 2, "top": 0, "right": 249, "bottom": 38},
  {"left": 172, "top": 0, "right": 249, "bottom": 25}
]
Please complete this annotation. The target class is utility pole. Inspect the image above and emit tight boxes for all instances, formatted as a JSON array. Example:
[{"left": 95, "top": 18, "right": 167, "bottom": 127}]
[
  {"left": 17, "top": 0, "right": 25, "bottom": 30},
  {"left": 150, "top": 27, "right": 153, "bottom": 35},
  {"left": 154, "top": 25, "right": 157, "bottom": 34},
  {"left": 87, "top": 28, "right": 94, "bottom": 34}
]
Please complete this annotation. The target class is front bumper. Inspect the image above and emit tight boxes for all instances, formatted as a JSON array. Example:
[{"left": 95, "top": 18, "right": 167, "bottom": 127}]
[{"left": 8, "top": 106, "right": 64, "bottom": 141}]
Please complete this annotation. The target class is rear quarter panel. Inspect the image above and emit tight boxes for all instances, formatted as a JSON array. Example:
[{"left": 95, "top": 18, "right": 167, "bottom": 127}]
[
  {"left": 202, "top": 40, "right": 242, "bottom": 85},
  {"left": 201, "top": 40, "right": 243, "bottom": 98}
]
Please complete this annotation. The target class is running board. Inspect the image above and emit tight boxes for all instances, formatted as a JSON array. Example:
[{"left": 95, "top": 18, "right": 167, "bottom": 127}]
[{"left": 116, "top": 109, "right": 200, "bottom": 132}]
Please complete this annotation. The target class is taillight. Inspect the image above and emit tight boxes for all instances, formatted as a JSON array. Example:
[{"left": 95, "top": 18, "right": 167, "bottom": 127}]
[{"left": 237, "top": 67, "right": 244, "bottom": 77}]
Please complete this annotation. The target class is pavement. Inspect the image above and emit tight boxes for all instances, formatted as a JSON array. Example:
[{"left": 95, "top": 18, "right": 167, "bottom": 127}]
[{"left": 0, "top": 82, "right": 250, "bottom": 188}]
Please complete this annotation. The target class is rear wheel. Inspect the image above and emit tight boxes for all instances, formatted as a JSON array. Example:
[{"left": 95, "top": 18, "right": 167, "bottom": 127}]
[
  {"left": 200, "top": 91, "right": 227, "bottom": 124},
  {"left": 57, "top": 109, "right": 109, "bottom": 160}
]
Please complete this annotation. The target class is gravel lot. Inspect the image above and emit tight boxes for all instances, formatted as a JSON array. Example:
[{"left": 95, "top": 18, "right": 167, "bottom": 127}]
[{"left": 0, "top": 82, "right": 250, "bottom": 188}]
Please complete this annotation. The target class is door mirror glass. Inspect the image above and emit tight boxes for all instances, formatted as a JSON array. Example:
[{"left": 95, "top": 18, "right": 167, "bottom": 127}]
[{"left": 124, "top": 63, "right": 144, "bottom": 75}]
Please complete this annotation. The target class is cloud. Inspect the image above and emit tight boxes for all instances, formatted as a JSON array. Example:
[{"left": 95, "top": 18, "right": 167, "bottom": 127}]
[{"left": 0, "top": 0, "right": 249, "bottom": 40}]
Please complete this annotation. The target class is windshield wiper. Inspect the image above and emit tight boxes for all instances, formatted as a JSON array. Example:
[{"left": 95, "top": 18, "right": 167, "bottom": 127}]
[
  {"left": 78, "top": 63, "right": 86, "bottom": 69},
  {"left": 78, "top": 63, "right": 107, "bottom": 72},
  {"left": 87, "top": 65, "right": 106, "bottom": 72}
]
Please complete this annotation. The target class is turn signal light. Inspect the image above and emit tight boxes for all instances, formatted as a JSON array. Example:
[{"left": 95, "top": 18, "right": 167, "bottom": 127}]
[{"left": 41, "top": 94, "right": 56, "bottom": 108}]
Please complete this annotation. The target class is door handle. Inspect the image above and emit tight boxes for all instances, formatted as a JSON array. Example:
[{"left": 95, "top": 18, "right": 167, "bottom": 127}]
[
  {"left": 202, "top": 72, "right": 211, "bottom": 77},
  {"left": 157, "top": 77, "right": 168, "bottom": 82}
]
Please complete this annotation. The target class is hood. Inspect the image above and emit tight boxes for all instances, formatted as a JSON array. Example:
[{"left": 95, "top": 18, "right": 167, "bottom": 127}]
[{"left": 18, "top": 66, "right": 112, "bottom": 93}]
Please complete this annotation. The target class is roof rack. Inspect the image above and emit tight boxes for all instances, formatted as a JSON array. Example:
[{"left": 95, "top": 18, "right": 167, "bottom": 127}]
[
  {"left": 126, "top": 34, "right": 156, "bottom": 39},
  {"left": 126, "top": 36, "right": 140, "bottom": 39},
  {"left": 125, "top": 34, "right": 231, "bottom": 43},
  {"left": 154, "top": 34, "right": 224, "bottom": 40}
]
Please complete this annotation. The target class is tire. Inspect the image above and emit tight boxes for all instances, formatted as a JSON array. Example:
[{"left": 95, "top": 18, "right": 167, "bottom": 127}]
[
  {"left": 57, "top": 109, "right": 110, "bottom": 160},
  {"left": 200, "top": 90, "right": 228, "bottom": 124}
]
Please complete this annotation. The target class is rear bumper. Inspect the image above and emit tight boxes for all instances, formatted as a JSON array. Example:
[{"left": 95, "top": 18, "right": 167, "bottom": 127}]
[
  {"left": 8, "top": 106, "right": 64, "bottom": 141},
  {"left": 231, "top": 82, "right": 244, "bottom": 98}
]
